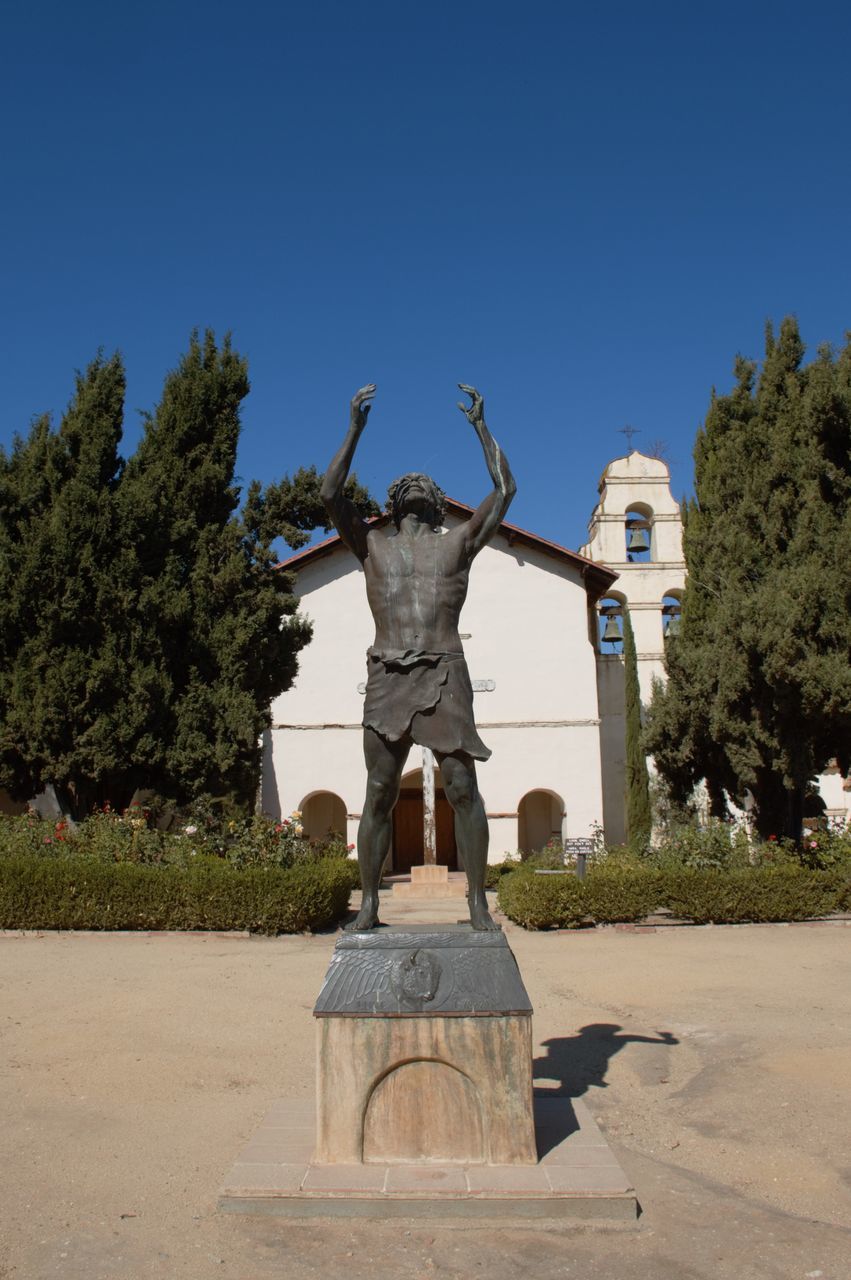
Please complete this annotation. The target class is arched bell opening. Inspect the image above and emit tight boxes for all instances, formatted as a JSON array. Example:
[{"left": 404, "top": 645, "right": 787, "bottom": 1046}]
[
  {"left": 625, "top": 504, "right": 654, "bottom": 562},
  {"left": 598, "top": 593, "right": 626, "bottom": 655},
  {"left": 661, "top": 590, "right": 683, "bottom": 641}
]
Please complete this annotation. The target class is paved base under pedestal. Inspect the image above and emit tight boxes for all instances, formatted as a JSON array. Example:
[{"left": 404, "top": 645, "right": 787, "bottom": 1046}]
[
  {"left": 218, "top": 1095, "right": 638, "bottom": 1222},
  {"left": 390, "top": 867, "right": 469, "bottom": 899}
]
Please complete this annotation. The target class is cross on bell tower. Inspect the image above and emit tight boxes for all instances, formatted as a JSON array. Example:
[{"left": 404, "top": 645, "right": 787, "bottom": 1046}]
[{"left": 619, "top": 424, "right": 639, "bottom": 451}]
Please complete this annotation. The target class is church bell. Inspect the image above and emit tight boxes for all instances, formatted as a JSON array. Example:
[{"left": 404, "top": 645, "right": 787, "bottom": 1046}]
[
  {"left": 665, "top": 611, "right": 681, "bottom": 638},
  {"left": 601, "top": 612, "right": 623, "bottom": 644},
  {"left": 626, "top": 522, "right": 651, "bottom": 555}
]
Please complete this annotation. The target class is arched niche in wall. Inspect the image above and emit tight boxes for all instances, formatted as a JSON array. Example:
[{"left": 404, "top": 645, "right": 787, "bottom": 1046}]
[
  {"left": 517, "top": 789, "right": 565, "bottom": 856},
  {"left": 661, "top": 589, "right": 683, "bottom": 641},
  {"left": 300, "top": 790, "right": 347, "bottom": 842},
  {"left": 597, "top": 592, "right": 627, "bottom": 655},
  {"left": 625, "top": 502, "right": 654, "bottom": 562}
]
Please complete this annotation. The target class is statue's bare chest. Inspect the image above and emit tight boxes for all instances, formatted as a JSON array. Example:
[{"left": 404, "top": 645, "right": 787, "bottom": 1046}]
[{"left": 364, "top": 531, "right": 469, "bottom": 615}]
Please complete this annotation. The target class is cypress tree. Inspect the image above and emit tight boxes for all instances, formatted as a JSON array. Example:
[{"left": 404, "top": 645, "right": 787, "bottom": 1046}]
[
  {"left": 645, "top": 319, "right": 851, "bottom": 841},
  {"left": 0, "top": 332, "right": 378, "bottom": 816},
  {"left": 112, "top": 330, "right": 306, "bottom": 810},
  {"left": 0, "top": 354, "right": 127, "bottom": 812},
  {"left": 115, "top": 331, "right": 377, "bottom": 811},
  {"left": 622, "top": 604, "right": 652, "bottom": 850}
]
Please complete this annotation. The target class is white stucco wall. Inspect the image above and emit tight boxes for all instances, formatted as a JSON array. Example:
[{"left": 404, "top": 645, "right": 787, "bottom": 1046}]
[
  {"left": 263, "top": 514, "right": 607, "bottom": 861},
  {"left": 818, "top": 764, "right": 851, "bottom": 823}
]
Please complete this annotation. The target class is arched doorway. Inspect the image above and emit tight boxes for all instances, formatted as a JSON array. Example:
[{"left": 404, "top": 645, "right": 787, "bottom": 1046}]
[
  {"left": 300, "top": 791, "right": 347, "bottom": 842},
  {"left": 392, "top": 767, "right": 459, "bottom": 874},
  {"left": 517, "top": 790, "right": 564, "bottom": 857}
]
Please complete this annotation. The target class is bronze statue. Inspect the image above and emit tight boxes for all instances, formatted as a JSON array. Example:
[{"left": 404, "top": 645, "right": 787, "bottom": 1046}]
[{"left": 321, "top": 384, "right": 516, "bottom": 930}]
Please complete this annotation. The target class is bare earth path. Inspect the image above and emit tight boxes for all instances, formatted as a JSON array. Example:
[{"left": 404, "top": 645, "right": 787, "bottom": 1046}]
[{"left": 2, "top": 893, "right": 850, "bottom": 1279}]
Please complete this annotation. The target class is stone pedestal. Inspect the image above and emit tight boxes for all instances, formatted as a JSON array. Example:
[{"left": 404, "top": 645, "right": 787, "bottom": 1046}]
[
  {"left": 218, "top": 923, "right": 638, "bottom": 1220},
  {"left": 313, "top": 924, "right": 537, "bottom": 1166}
]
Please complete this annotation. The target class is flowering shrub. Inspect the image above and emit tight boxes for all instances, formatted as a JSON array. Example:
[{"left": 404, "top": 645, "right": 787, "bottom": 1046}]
[
  {"left": 0, "top": 805, "right": 359, "bottom": 933},
  {"left": 646, "top": 821, "right": 757, "bottom": 870},
  {"left": 797, "top": 821, "right": 851, "bottom": 870},
  {"left": 223, "top": 813, "right": 310, "bottom": 868},
  {"left": 596, "top": 821, "right": 807, "bottom": 872},
  {"left": 77, "top": 804, "right": 175, "bottom": 865},
  {"left": 0, "top": 812, "right": 55, "bottom": 858},
  {"left": 526, "top": 838, "right": 567, "bottom": 868},
  {"left": 0, "top": 806, "right": 358, "bottom": 873}
]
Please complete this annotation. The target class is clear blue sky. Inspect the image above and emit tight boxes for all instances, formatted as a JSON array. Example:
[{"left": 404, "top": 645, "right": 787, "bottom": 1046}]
[{"left": 2, "top": 0, "right": 849, "bottom": 549}]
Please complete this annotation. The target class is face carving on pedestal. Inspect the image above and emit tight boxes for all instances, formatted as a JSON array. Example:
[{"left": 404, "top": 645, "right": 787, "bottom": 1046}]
[{"left": 391, "top": 949, "right": 441, "bottom": 1004}]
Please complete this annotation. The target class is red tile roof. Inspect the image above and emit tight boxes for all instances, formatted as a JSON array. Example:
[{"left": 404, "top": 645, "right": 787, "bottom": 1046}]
[{"left": 277, "top": 498, "right": 618, "bottom": 599}]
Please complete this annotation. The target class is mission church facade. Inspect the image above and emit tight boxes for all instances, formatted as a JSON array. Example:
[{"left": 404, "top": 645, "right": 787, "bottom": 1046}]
[{"left": 261, "top": 450, "right": 742, "bottom": 865}]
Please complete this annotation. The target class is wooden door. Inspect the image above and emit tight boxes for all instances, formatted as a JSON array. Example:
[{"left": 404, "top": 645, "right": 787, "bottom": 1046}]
[
  {"left": 392, "top": 790, "right": 458, "bottom": 873},
  {"left": 392, "top": 793, "right": 423, "bottom": 874}
]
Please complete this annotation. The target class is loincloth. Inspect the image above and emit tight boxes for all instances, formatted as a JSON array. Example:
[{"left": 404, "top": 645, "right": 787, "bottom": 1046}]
[{"left": 362, "top": 648, "right": 491, "bottom": 761}]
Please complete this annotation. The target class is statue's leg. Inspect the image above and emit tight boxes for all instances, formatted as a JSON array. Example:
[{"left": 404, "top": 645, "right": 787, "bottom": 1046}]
[
  {"left": 345, "top": 728, "right": 409, "bottom": 931},
  {"left": 437, "top": 752, "right": 498, "bottom": 931}
]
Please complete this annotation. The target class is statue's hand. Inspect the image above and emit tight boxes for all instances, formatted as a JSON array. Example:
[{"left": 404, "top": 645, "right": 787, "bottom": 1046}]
[
  {"left": 457, "top": 383, "right": 484, "bottom": 427},
  {"left": 350, "top": 384, "right": 376, "bottom": 432}
]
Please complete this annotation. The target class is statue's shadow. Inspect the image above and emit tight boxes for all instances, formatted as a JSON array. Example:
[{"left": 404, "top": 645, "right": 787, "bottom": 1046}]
[{"left": 533, "top": 1023, "right": 679, "bottom": 1155}]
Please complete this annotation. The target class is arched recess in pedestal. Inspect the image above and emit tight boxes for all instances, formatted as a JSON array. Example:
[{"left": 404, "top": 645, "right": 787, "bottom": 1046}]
[{"left": 362, "top": 1059, "right": 485, "bottom": 1164}]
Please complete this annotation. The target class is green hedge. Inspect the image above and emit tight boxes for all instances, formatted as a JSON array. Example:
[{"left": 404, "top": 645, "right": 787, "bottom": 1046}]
[
  {"left": 662, "top": 867, "right": 847, "bottom": 925},
  {"left": 581, "top": 866, "right": 665, "bottom": 923},
  {"left": 497, "top": 869, "right": 586, "bottom": 929},
  {"left": 497, "top": 864, "right": 850, "bottom": 930},
  {"left": 0, "top": 856, "right": 354, "bottom": 934}
]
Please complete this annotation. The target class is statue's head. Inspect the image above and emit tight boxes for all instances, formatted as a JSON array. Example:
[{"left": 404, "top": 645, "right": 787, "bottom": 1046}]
[{"left": 387, "top": 473, "right": 447, "bottom": 529}]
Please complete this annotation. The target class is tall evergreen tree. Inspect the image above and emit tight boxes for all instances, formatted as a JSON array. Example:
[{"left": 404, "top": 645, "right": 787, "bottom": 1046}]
[
  {"left": 645, "top": 319, "right": 851, "bottom": 841},
  {"left": 0, "top": 354, "right": 126, "bottom": 812},
  {"left": 622, "top": 605, "right": 651, "bottom": 849},
  {"left": 0, "top": 332, "right": 378, "bottom": 815},
  {"left": 113, "top": 331, "right": 320, "bottom": 810}
]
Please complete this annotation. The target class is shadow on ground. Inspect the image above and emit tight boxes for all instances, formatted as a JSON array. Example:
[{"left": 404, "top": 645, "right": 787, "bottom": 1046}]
[
  {"left": 532, "top": 1023, "right": 678, "bottom": 1157},
  {"left": 534, "top": 1022, "right": 679, "bottom": 1096}
]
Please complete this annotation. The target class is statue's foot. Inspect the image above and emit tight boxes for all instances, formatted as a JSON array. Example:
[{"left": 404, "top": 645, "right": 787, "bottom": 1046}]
[
  {"left": 468, "top": 893, "right": 500, "bottom": 932},
  {"left": 344, "top": 901, "right": 382, "bottom": 932}
]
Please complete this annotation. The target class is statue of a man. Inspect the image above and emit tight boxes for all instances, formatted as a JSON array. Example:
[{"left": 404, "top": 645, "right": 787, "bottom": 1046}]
[{"left": 321, "top": 384, "right": 516, "bottom": 931}]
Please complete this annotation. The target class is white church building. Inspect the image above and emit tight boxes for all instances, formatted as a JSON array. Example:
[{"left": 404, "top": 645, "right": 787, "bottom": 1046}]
[{"left": 260, "top": 450, "right": 850, "bottom": 863}]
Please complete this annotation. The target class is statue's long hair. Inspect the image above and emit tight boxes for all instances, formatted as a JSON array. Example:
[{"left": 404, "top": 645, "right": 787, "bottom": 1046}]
[{"left": 386, "top": 473, "right": 447, "bottom": 529}]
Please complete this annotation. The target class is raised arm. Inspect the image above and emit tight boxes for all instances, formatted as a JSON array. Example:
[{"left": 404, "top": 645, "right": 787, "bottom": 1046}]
[
  {"left": 320, "top": 384, "right": 376, "bottom": 562},
  {"left": 456, "top": 384, "right": 517, "bottom": 559}
]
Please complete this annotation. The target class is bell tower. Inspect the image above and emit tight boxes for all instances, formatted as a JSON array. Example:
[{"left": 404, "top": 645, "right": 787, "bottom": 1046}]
[{"left": 580, "top": 449, "right": 686, "bottom": 843}]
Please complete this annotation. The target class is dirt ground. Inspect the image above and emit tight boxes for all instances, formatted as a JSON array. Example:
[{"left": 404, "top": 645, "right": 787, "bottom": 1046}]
[{"left": 2, "top": 892, "right": 850, "bottom": 1280}]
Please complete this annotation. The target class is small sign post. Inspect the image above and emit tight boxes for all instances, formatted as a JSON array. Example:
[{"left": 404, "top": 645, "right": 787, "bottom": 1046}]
[{"left": 563, "top": 837, "right": 594, "bottom": 880}]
